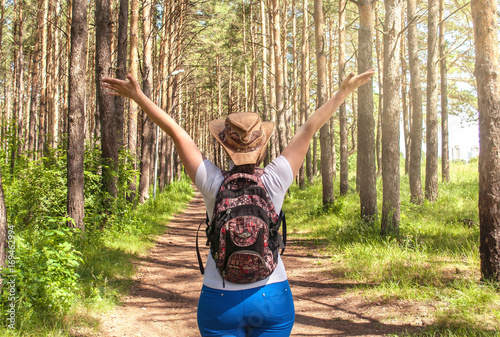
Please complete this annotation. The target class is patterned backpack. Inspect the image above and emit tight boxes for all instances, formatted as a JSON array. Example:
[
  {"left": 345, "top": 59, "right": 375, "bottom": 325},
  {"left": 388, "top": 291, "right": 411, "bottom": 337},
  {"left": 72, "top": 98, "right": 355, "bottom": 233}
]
[{"left": 196, "top": 168, "right": 286, "bottom": 287}]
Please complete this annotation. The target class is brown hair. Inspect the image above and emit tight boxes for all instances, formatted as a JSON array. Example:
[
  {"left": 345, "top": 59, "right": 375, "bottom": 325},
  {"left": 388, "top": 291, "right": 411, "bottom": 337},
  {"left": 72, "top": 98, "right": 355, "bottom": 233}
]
[{"left": 230, "top": 164, "right": 257, "bottom": 174}]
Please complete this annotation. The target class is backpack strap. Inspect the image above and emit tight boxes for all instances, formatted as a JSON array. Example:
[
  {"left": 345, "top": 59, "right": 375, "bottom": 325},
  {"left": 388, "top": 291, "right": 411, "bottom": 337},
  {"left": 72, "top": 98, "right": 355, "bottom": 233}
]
[
  {"left": 196, "top": 213, "right": 209, "bottom": 275},
  {"left": 278, "top": 210, "right": 286, "bottom": 255},
  {"left": 220, "top": 171, "right": 263, "bottom": 190}
]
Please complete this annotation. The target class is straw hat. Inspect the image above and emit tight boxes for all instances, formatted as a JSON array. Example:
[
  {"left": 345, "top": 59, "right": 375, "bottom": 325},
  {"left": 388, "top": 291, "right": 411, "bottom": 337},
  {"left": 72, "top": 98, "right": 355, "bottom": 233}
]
[{"left": 208, "top": 112, "right": 274, "bottom": 166}]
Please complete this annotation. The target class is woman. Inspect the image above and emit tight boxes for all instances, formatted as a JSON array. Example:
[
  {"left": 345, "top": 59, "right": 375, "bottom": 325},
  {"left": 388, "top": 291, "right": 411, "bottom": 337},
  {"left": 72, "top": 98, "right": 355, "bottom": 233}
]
[{"left": 102, "top": 68, "right": 374, "bottom": 336}]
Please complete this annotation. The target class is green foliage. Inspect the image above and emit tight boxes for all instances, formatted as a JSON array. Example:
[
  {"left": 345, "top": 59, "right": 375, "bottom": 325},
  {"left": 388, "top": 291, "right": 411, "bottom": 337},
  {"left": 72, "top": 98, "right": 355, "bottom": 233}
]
[
  {"left": 0, "top": 141, "right": 194, "bottom": 335},
  {"left": 0, "top": 219, "right": 83, "bottom": 324},
  {"left": 5, "top": 150, "right": 67, "bottom": 232},
  {"left": 283, "top": 161, "right": 499, "bottom": 334}
]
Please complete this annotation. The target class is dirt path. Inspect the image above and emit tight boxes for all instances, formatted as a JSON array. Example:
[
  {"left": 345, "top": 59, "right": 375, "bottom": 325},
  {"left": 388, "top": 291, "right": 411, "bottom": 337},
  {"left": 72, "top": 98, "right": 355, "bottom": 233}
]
[{"left": 97, "top": 192, "right": 426, "bottom": 337}]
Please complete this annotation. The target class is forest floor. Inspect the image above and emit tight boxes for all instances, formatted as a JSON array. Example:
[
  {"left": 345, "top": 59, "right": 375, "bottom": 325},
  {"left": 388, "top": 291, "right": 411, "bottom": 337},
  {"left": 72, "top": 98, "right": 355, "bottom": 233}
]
[{"left": 90, "top": 191, "right": 433, "bottom": 337}]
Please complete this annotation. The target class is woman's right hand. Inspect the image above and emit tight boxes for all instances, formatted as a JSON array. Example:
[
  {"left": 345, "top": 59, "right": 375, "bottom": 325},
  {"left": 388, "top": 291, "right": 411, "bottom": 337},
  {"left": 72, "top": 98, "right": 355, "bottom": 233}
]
[{"left": 102, "top": 73, "right": 141, "bottom": 101}]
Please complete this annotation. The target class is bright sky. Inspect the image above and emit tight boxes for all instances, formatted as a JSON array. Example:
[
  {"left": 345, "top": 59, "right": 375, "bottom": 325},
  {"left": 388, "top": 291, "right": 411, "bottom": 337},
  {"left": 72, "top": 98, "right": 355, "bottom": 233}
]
[
  {"left": 400, "top": 114, "right": 479, "bottom": 161},
  {"left": 447, "top": 115, "right": 479, "bottom": 160}
]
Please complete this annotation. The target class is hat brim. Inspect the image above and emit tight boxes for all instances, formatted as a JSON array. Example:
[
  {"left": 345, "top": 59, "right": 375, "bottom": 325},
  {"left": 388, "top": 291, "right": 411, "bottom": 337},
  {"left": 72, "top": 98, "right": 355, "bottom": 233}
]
[{"left": 209, "top": 118, "right": 274, "bottom": 166}]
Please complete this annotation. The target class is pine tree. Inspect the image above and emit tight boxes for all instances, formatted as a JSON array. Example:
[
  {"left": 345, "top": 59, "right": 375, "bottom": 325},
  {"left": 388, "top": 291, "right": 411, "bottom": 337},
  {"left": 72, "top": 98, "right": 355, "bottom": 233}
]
[
  {"left": 471, "top": 0, "right": 500, "bottom": 282},
  {"left": 67, "top": 0, "right": 88, "bottom": 230}
]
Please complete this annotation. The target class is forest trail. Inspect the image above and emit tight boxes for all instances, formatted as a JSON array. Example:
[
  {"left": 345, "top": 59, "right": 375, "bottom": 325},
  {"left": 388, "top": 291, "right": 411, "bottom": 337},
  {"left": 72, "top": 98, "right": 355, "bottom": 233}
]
[{"left": 96, "top": 192, "right": 426, "bottom": 337}]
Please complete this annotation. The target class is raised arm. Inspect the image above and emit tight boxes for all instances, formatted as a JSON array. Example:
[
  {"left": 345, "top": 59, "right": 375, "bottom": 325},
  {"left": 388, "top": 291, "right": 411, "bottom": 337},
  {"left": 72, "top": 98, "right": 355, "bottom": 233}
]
[
  {"left": 102, "top": 74, "right": 203, "bottom": 183},
  {"left": 281, "top": 69, "right": 375, "bottom": 177}
]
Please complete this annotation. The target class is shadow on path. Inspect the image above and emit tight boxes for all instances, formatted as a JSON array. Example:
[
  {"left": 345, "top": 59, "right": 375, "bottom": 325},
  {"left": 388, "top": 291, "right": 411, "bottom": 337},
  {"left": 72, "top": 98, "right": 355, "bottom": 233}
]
[{"left": 98, "top": 191, "right": 425, "bottom": 337}]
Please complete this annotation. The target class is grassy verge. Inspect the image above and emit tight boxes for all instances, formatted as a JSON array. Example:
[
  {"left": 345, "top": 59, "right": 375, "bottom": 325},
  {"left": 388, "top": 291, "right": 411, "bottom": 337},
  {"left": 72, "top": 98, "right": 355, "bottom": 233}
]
[
  {"left": 0, "top": 178, "right": 194, "bottom": 337},
  {"left": 283, "top": 161, "right": 500, "bottom": 336}
]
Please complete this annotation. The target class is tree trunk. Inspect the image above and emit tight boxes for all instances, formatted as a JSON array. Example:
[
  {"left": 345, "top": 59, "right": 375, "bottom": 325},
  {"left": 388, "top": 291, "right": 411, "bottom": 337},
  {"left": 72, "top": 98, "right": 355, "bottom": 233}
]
[
  {"left": 0, "top": 167, "right": 7, "bottom": 268},
  {"left": 28, "top": 0, "right": 45, "bottom": 157},
  {"left": 425, "top": 0, "right": 439, "bottom": 201},
  {"left": 67, "top": 0, "right": 87, "bottom": 230},
  {"left": 314, "top": 0, "right": 334, "bottom": 206},
  {"left": 216, "top": 54, "right": 223, "bottom": 167},
  {"left": 357, "top": 0, "right": 377, "bottom": 221},
  {"left": 271, "top": 0, "right": 287, "bottom": 153},
  {"left": 11, "top": 0, "right": 24, "bottom": 169},
  {"left": 128, "top": 0, "right": 139, "bottom": 199},
  {"left": 408, "top": 0, "right": 423, "bottom": 204},
  {"left": 261, "top": 0, "right": 269, "bottom": 126},
  {"left": 299, "top": 0, "right": 310, "bottom": 189},
  {"left": 329, "top": 22, "right": 337, "bottom": 181},
  {"left": 96, "top": 0, "right": 120, "bottom": 198},
  {"left": 139, "top": 0, "right": 154, "bottom": 204},
  {"left": 38, "top": 0, "right": 49, "bottom": 156},
  {"left": 339, "top": 0, "right": 348, "bottom": 195},
  {"left": 312, "top": 134, "right": 318, "bottom": 178},
  {"left": 401, "top": 20, "right": 410, "bottom": 176},
  {"left": 52, "top": 0, "right": 61, "bottom": 148},
  {"left": 267, "top": 1, "right": 277, "bottom": 162},
  {"left": 283, "top": 2, "right": 292, "bottom": 145},
  {"left": 381, "top": 0, "right": 402, "bottom": 235},
  {"left": 250, "top": 4, "right": 258, "bottom": 113},
  {"left": 114, "top": 0, "right": 128, "bottom": 147},
  {"left": 291, "top": 0, "right": 298, "bottom": 147},
  {"left": 165, "top": 2, "right": 176, "bottom": 185},
  {"left": 158, "top": 3, "right": 169, "bottom": 191},
  {"left": 0, "top": 0, "right": 5, "bottom": 149},
  {"left": 375, "top": 5, "right": 383, "bottom": 177},
  {"left": 439, "top": 0, "right": 449, "bottom": 182},
  {"left": 471, "top": 0, "right": 500, "bottom": 283},
  {"left": 46, "top": 0, "right": 55, "bottom": 149}
]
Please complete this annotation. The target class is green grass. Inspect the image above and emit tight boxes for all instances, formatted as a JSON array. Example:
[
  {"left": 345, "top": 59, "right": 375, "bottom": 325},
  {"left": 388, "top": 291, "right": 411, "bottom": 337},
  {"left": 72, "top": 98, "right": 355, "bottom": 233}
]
[
  {"left": 71, "top": 178, "right": 195, "bottom": 331},
  {"left": 0, "top": 178, "right": 194, "bottom": 336},
  {"left": 283, "top": 161, "right": 500, "bottom": 335}
]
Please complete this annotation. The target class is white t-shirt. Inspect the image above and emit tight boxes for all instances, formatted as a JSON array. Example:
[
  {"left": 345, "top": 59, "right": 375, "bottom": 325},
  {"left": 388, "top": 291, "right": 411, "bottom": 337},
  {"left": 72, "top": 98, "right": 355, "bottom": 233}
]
[{"left": 195, "top": 155, "right": 294, "bottom": 290}]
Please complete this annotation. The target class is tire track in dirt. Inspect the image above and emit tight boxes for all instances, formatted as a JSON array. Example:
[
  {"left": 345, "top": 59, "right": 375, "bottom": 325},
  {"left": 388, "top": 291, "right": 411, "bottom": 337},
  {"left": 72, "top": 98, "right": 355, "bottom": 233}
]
[{"left": 96, "top": 192, "right": 424, "bottom": 337}]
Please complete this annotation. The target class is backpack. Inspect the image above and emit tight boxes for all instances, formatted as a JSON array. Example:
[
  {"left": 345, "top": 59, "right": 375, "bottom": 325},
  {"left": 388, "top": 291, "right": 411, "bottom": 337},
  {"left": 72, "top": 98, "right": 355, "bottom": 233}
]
[{"left": 196, "top": 168, "right": 286, "bottom": 287}]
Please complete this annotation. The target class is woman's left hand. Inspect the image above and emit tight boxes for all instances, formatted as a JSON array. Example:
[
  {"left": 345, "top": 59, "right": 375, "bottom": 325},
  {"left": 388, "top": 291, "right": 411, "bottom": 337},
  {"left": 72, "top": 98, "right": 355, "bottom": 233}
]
[{"left": 339, "top": 69, "right": 375, "bottom": 94}]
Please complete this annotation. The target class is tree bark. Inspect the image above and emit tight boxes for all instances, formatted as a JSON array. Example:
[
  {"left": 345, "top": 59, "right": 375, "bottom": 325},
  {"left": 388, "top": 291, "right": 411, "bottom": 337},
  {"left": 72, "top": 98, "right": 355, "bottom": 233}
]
[
  {"left": 250, "top": 4, "right": 258, "bottom": 113},
  {"left": 425, "top": 0, "right": 439, "bottom": 201},
  {"left": 267, "top": 0, "right": 277, "bottom": 162},
  {"left": 375, "top": 5, "right": 383, "bottom": 177},
  {"left": 439, "top": 0, "right": 449, "bottom": 182},
  {"left": 96, "top": 0, "right": 120, "bottom": 198},
  {"left": 158, "top": 2, "right": 169, "bottom": 191},
  {"left": 11, "top": 0, "right": 24, "bottom": 169},
  {"left": 38, "top": 0, "right": 49, "bottom": 156},
  {"left": 408, "top": 0, "right": 423, "bottom": 204},
  {"left": 299, "top": 0, "right": 311, "bottom": 189},
  {"left": 67, "top": 0, "right": 87, "bottom": 230},
  {"left": 115, "top": 0, "right": 128, "bottom": 150},
  {"left": 271, "top": 0, "right": 287, "bottom": 153},
  {"left": 0, "top": 167, "right": 7, "bottom": 268},
  {"left": 339, "top": 0, "right": 348, "bottom": 195},
  {"left": 0, "top": 0, "right": 5, "bottom": 149},
  {"left": 401, "top": 16, "right": 410, "bottom": 176},
  {"left": 139, "top": 0, "right": 154, "bottom": 204},
  {"left": 28, "top": 0, "right": 45, "bottom": 157},
  {"left": 261, "top": 0, "right": 269, "bottom": 127},
  {"left": 314, "top": 0, "right": 334, "bottom": 206},
  {"left": 128, "top": 0, "right": 139, "bottom": 198},
  {"left": 283, "top": 2, "right": 292, "bottom": 146},
  {"left": 165, "top": 2, "right": 176, "bottom": 185},
  {"left": 357, "top": 0, "right": 377, "bottom": 221},
  {"left": 471, "top": 0, "right": 500, "bottom": 283},
  {"left": 46, "top": 0, "right": 56, "bottom": 149},
  {"left": 312, "top": 134, "right": 318, "bottom": 178},
  {"left": 291, "top": 0, "right": 298, "bottom": 149},
  {"left": 381, "top": 0, "right": 402, "bottom": 234}
]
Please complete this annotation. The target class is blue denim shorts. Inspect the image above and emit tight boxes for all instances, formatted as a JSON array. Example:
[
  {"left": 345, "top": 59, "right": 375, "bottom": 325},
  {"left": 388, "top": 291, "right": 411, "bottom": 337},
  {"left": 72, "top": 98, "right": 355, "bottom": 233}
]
[{"left": 197, "top": 280, "right": 295, "bottom": 337}]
